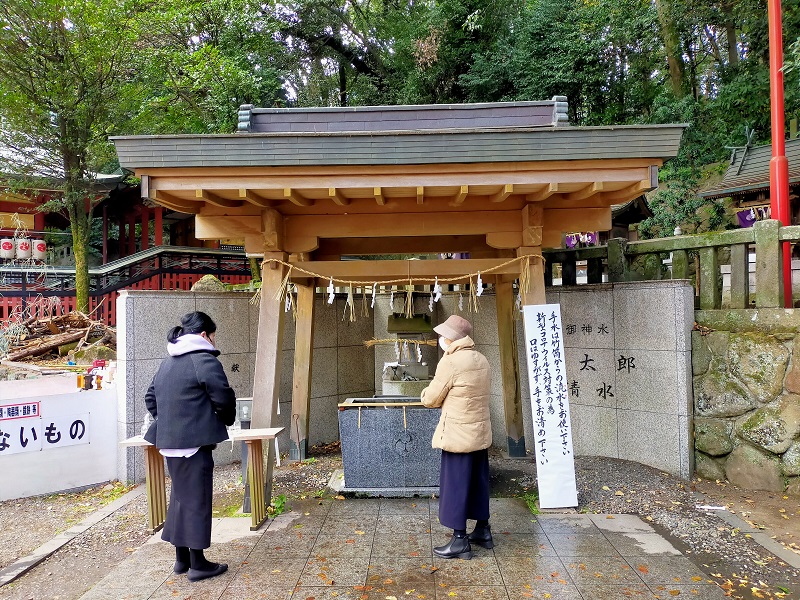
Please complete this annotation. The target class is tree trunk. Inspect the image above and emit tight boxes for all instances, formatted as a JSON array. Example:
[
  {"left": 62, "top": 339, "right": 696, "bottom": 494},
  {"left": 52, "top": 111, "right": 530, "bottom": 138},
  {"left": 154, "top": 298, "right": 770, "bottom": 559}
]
[
  {"left": 339, "top": 61, "right": 347, "bottom": 106},
  {"left": 654, "top": 0, "right": 685, "bottom": 97},
  {"left": 69, "top": 201, "right": 91, "bottom": 313},
  {"left": 723, "top": 2, "right": 738, "bottom": 67}
]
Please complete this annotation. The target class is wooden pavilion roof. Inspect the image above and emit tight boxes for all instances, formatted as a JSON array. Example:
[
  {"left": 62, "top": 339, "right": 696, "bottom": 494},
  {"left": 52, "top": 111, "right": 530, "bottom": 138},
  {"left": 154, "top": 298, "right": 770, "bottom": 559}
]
[{"left": 111, "top": 100, "right": 685, "bottom": 267}]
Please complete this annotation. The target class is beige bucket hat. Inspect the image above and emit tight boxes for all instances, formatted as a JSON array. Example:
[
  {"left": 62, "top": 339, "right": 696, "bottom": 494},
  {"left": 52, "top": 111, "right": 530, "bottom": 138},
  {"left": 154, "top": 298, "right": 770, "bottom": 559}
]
[{"left": 433, "top": 315, "right": 473, "bottom": 341}]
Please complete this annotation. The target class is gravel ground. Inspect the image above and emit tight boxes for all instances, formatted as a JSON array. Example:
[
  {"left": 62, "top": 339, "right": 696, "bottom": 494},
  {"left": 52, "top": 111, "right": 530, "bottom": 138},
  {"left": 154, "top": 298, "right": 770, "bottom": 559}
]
[{"left": 0, "top": 445, "right": 798, "bottom": 600}]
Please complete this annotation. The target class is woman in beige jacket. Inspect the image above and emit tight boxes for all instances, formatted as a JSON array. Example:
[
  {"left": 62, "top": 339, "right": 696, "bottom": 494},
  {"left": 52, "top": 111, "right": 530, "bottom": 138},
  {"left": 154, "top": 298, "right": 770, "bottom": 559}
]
[{"left": 421, "top": 314, "right": 493, "bottom": 560}]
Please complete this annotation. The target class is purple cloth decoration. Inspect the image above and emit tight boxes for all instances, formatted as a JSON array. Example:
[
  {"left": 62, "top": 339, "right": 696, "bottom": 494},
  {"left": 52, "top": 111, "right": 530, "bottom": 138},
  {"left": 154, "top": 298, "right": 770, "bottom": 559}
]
[
  {"left": 565, "top": 234, "right": 578, "bottom": 249},
  {"left": 737, "top": 209, "right": 757, "bottom": 228}
]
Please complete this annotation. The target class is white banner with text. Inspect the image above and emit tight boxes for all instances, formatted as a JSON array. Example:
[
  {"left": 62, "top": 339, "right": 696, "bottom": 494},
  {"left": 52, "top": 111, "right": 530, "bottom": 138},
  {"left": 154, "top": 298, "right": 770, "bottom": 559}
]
[{"left": 522, "top": 304, "right": 578, "bottom": 508}]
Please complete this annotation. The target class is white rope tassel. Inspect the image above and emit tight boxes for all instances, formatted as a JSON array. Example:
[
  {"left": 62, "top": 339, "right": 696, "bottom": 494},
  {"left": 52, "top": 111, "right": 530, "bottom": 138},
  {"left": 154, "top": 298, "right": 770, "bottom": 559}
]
[
  {"left": 428, "top": 291, "right": 434, "bottom": 313},
  {"left": 458, "top": 293, "right": 464, "bottom": 312},
  {"left": 371, "top": 283, "right": 377, "bottom": 308},
  {"left": 416, "top": 342, "right": 423, "bottom": 363},
  {"left": 389, "top": 290, "right": 395, "bottom": 311},
  {"left": 327, "top": 277, "right": 335, "bottom": 305},
  {"left": 476, "top": 271, "right": 484, "bottom": 296}
]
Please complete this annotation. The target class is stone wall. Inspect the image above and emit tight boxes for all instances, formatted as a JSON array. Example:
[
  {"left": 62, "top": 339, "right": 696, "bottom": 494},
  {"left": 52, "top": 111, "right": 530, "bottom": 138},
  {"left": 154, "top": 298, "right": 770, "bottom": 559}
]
[
  {"left": 693, "top": 309, "right": 800, "bottom": 494},
  {"left": 119, "top": 283, "right": 695, "bottom": 482},
  {"left": 117, "top": 290, "right": 374, "bottom": 483}
]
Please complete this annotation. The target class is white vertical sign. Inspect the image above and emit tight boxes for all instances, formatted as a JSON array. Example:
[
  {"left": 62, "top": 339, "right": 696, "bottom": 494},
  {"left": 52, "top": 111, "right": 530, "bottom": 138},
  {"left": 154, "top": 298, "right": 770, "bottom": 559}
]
[{"left": 522, "top": 304, "right": 578, "bottom": 508}]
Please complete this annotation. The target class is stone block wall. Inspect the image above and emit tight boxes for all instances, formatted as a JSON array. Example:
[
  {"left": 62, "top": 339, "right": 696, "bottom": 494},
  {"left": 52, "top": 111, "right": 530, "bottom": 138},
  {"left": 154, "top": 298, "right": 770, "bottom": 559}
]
[
  {"left": 373, "top": 281, "right": 694, "bottom": 479},
  {"left": 692, "top": 309, "right": 800, "bottom": 494},
  {"left": 119, "top": 283, "right": 696, "bottom": 482},
  {"left": 117, "top": 290, "right": 375, "bottom": 483},
  {"left": 539, "top": 282, "right": 694, "bottom": 478}
]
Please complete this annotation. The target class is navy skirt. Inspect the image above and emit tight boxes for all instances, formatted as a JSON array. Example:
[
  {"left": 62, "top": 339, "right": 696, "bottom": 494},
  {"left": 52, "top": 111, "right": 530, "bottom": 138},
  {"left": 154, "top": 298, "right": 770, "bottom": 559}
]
[
  {"left": 161, "top": 446, "right": 214, "bottom": 549},
  {"left": 438, "top": 449, "right": 490, "bottom": 530}
]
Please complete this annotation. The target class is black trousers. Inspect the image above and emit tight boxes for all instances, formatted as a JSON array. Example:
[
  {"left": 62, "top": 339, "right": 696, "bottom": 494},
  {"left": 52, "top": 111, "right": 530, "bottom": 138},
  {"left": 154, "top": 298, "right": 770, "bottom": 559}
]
[
  {"left": 438, "top": 448, "right": 490, "bottom": 530},
  {"left": 161, "top": 446, "right": 214, "bottom": 550}
]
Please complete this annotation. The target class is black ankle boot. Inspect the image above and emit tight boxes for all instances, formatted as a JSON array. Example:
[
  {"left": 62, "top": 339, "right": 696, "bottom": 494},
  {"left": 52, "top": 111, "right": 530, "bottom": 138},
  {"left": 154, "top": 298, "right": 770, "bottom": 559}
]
[
  {"left": 187, "top": 549, "right": 228, "bottom": 582},
  {"left": 433, "top": 534, "right": 472, "bottom": 560},
  {"left": 469, "top": 524, "right": 494, "bottom": 549},
  {"left": 174, "top": 546, "right": 190, "bottom": 574}
]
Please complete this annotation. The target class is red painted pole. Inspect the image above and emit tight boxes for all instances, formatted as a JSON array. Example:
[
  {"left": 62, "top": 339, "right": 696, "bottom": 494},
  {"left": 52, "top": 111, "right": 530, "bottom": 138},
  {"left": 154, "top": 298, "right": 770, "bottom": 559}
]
[{"left": 768, "top": 0, "right": 793, "bottom": 306}]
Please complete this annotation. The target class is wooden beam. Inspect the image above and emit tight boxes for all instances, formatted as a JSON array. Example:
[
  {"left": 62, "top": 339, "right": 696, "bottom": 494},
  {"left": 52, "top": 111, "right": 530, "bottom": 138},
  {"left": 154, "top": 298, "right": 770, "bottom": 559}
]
[
  {"left": 564, "top": 181, "right": 604, "bottom": 202},
  {"left": 600, "top": 179, "right": 651, "bottom": 203},
  {"left": 486, "top": 232, "right": 523, "bottom": 249},
  {"left": 289, "top": 282, "right": 315, "bottom": 461},
  {"left": 250, "top": 252, "right": 288, "bottom": 507},
  {"left": 239, "top": 188, "right": 275, "bottom": 208},
  {"left": 373, "top": 187, "right": 386, "bottom": 206},
  {"left": 284, "top": 210, "right": 521, "bottom": 243},
  {"left": 518, "top": 246, "right": 546, "bottom": 304},
  {"left": 283, "top": 188, "right": 314, "bottom": 207},
  {"left": 314, "top": 235, "right": 493, "bottom": 257},
  {"left": 329, "top": 187, "right": 350, "bottom": 206},
  {"left": 153, "top": 191, "right": 202, "bottom": 214},
  {"left": 449, "top": 185, "right": 469, "bottom": 207},
  {"left": 195, "top": 189, "right": 243, "bottom": 208},
  {"left": 490, "top": 184, "right": 514, "bottom": 203},
  {"left": 289, "top": 258, "right": 522, "bottom": 280},
  {"left": 522, "top": 204, "right": 543, "bottom": 247},
  {"left": 195, "top": 214, "right": 262, "bottom": 240},
  {"left": 526, "top": 183, "right": 559, "bottom": 202},
  {"left": 263, "top": 208, "right": 283, "bottom": 251},
  {"left": 543, "top": 208, "right": 611, "bottom": 235},
  {"left": 496, "top": 280, "right": 526, "bottom": 456},
  {"left": 416, "top": 186, "right": 424, "bottom": 205},
  {"left": 542, "top": 229, "right": 564, "bottom": 248}
]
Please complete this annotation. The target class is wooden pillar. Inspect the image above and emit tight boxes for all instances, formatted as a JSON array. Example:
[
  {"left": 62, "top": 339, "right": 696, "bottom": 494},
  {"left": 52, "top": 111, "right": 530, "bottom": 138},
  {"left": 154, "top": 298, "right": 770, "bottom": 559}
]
[
  {"left": 290, "top": 282, "right": 315, "bottom": 461},
  {"left": 154, "top": 207, "right": 163, "bottom": 246},
  {"left": 141, "top": 206, "right": 150, "bottom": 251},
  {"left": 118, "top": 217, "right": 126, "bottom": 258},
  {"left": 102, "top": 205, "right": 108, "bottom": 264},
  {"left": 251, "top": 252, "right": 288, "bottom": 503},
  {"left": 127, "top": 215, "right": 136, "bottom": 255},
  {"left": 518, "top": 246, "right": 547, "bottom": 305},
  {"left": 496, "top": 280, "right": 525, "bottom": 457},
  {"left": 587, "top": 257, "right": 603, "bottom": 283}
]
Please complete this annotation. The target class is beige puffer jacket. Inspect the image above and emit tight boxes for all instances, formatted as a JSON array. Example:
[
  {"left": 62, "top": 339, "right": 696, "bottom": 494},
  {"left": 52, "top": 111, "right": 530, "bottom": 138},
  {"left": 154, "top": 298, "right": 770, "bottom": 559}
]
[{"left": 420, "top": 336, "right": 492, "bottom": 453}]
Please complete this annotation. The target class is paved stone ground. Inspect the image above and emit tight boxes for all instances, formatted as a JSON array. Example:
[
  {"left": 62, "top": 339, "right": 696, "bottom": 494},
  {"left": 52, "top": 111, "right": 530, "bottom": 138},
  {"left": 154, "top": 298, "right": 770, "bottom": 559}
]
[{"left": 78, "top": 497, "right": 729, "bottom": 600}]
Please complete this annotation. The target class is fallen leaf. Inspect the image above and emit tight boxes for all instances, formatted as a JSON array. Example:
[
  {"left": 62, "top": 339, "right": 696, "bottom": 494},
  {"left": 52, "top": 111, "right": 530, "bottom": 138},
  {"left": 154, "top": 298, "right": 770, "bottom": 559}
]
[
  {"left": 615, "top": 491, "right": 624, "bottom": 496},
  {"left": 638, "top": 565, "right": 649, "bottom": 574}
]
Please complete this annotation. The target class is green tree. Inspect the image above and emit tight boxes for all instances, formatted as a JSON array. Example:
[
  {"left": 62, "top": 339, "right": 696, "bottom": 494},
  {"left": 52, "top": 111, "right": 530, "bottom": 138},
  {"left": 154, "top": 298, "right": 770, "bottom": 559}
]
[
  {"left": 126, "top": 0, "right": 286, "bottom": 134},
  {"left": 0, "top": 0, "right": 143, "bottom": 312}
]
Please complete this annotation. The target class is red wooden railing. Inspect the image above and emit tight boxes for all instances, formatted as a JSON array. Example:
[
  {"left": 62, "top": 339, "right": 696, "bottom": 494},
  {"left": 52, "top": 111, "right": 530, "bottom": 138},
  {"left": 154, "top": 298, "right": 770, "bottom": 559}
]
[{"left": 0, "top": 247, "right": 252, "bottom": 327}]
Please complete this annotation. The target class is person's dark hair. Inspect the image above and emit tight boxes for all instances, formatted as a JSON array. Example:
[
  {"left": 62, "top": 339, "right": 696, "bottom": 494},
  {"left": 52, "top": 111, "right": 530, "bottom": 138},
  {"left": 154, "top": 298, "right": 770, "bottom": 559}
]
[{"left": 167, "top": 311, "right": 217, "bottom": 343}]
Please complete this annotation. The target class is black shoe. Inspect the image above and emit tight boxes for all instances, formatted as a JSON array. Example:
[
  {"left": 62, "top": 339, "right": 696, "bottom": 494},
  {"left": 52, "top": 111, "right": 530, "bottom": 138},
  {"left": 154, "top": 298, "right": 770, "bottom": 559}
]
[
  {"left": 173, "top": 560, "right": 189, "bottom": 574},
  {"left": 174, "top": 546, "right": 190, "bottom": 574},
  {"left": 469, "top": 524, "right": 494, "bottom": 549},
  {"left": 187, "top": 563, "right": 228, "bottom": 582},
  {"left": 433, "top": 535, "right": 472, "bottom": 560}
]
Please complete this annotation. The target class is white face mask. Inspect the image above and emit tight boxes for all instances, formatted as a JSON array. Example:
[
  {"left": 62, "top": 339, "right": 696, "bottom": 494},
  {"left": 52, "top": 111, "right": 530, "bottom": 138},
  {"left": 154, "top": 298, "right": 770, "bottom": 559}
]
[{"left": 438, "top": 337, "right": 450, "bottom": 352}]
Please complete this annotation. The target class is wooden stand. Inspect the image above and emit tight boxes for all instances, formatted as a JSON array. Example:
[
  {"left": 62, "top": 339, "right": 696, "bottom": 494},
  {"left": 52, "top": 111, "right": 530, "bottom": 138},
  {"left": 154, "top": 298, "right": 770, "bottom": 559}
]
[
  {"left": 119, "top": 436, "right": 166, "bottom": 533},
  {"left": 229, "top": 427, "right": 284, "bottom": 531}
]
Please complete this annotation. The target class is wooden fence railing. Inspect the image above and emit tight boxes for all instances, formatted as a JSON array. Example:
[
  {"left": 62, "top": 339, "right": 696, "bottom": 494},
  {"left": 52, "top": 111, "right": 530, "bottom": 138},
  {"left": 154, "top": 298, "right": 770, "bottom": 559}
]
[
  {"left": 544, "top": 219, "right": 800, "bottom": 309},
  {"left": 0, "top": 247, "right": 253, "bottom": 326}
]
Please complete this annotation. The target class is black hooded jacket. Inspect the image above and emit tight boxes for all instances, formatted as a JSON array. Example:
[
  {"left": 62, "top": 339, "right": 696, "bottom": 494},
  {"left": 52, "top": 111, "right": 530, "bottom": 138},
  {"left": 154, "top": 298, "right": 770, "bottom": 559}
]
[{"left": 143, "top": 334, "right": 236, "bottom": 449}]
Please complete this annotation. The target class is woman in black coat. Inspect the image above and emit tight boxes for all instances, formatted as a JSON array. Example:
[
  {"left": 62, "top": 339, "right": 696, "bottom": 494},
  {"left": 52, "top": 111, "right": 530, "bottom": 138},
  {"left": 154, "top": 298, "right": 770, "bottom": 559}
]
[{"left": 144, "top": 311, "right": 237, "bottom": 582}]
